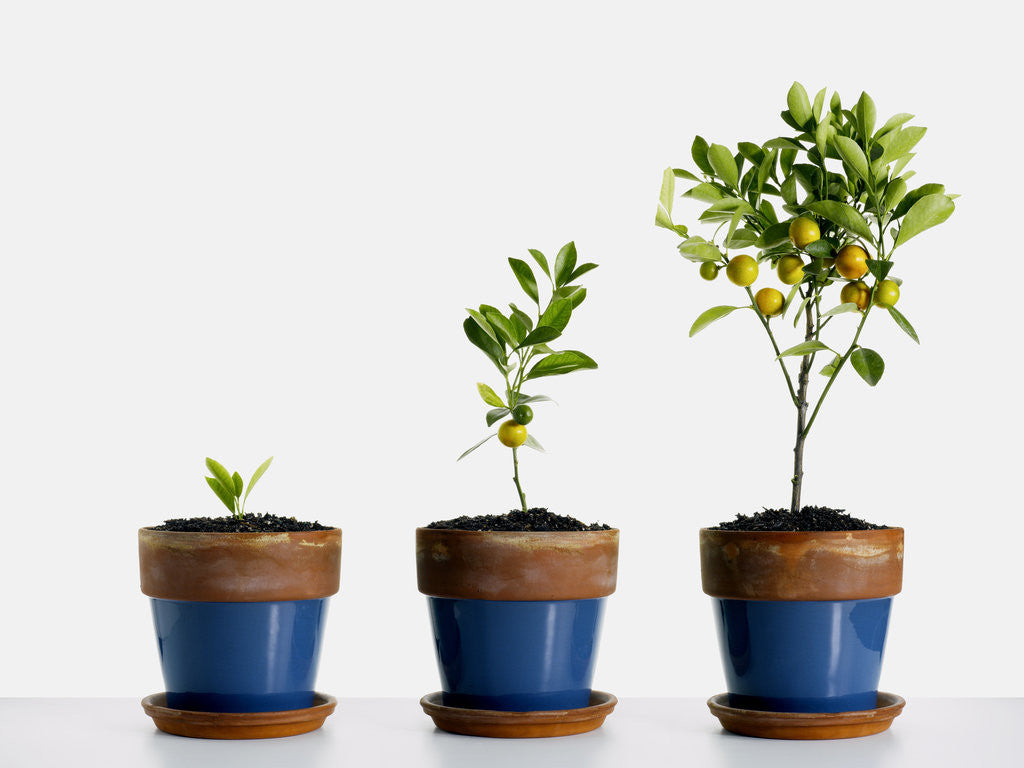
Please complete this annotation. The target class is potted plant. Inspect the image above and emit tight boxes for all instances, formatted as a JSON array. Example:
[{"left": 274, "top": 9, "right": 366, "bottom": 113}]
[
  {"left": 138, "top": 457, "right": 342, "bottom": 739},
  {"left": 416, "top": 243, "right": 620, "bottom": 738},
  {"left": 655, "top": 83, "right": 955, "bottom": 739}
]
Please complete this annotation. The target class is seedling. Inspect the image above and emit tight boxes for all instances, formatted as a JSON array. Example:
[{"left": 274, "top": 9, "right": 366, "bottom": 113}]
[
  {"left": 657, "top": 83, "right": 956, "bottom": 513},
  {"left": 204, "top": 456, "right": 274, "bottom": 519},
  {"left": 459, "top": 242, "right": 598, "bottom": 513}
]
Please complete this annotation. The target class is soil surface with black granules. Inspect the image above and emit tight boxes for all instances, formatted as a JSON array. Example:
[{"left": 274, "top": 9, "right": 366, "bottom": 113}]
[
  {"left": 150, "top": 513, "right": 332, "bottom": 533},
  {"left": 426, "top": 507, "right": 611, "bottom": 532},
  {"left": 711, "top": 505, "right": 888, "bottom": 532}
]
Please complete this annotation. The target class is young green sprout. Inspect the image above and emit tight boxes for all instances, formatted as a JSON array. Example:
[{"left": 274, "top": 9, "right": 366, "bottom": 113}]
[
  {"left": 657, "top": 83, "right": 956, "bottom": 514},
  {"left": 204, "top": 456, "right": 274, "bottom": 520},
  {"left": 459, "top": 242, "right": 598, "bottom": 513}
]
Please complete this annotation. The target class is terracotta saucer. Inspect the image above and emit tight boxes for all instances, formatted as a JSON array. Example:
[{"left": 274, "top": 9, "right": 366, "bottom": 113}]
[
  {"left": 141, "top": 693, "right": 337, "bottom": 739},
  {"left": 707, "top": 692, "right": 905, "bottom": 740},
  {"left": 420, "top": 691, "right": 617, "bottom": 738}
]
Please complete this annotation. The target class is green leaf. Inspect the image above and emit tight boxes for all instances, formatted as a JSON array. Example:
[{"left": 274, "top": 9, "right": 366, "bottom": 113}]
[
  {"left": 781, "top": 282, "right": 802, "bottom": 318},
  {"left": 689, "top": 305, "right": 743, "bottom": 337},
  {"left": 787, "top": 82, "right": 812, "bottom": 127},
  {"left": 518, "top": 325, "right": 562, "bottom": 347},
  {"left": 866, "top": 259, "right": 893, "bottom": 282},
  {"left": 804, "top": 239, "right": 834, "bottom": 259},
  {"left": 528, "top": 249, "right": 551, "bottom": 279},
  {"left": 792, "top": 295, "right": 813, "bottom": 327},
  {"left": 879, "top": 126, "right": 927, "bottom": 166},
  {"left": 678, "top": 238, "right": 723, "bottom": 263},
  {"left": 815, "top": 114, "right": 831, "bottom": 160},
  {"left": 682, "top": 182, "right": 723, "bottom": 203},
  {"left": 765, "top": 137, "right": 805, "bottom": 152},
  {"left": 755, "top": 221, "right": 791, "bottom": 248},
  {"left": 464, "top": 317, "right": 507, "bottom": 371},
  {"left": 477, "top": 382, "right": 505, "bottom": 407},
  {"left": 820, "top": 354, "right": 841, "bottom": 377},
  {"left": 673, "top": 168, "right": 700, "bottom": 182},
  {"left": 888, "top": 305, "right": 920, "bottom": 344},
  {"left": 781, "top": 174, "right": 797, "bottom": 205},
  {"left": 778, "top": 340, "right": 834, "bottom": 358},
  {"left": 206, "top": 476, "right": 236, "bottom": 514},
  {"left": 231, "top": 472, "right": 243, "bottom": 497},
  {"left": 893, "top": 183, "right": 945, "bottom": 219},
  {"left": 553, "top": 242, "right": 577, "bottom": 287},
  {"left": 874, "top": 113, "right": 914, "bottom": 139},
  {"left": 895, "top": 194, "right": 955, "bottom": 246},
  {"left": 525, "top": 350, "right": 598, "bottom": 380},
  {"left": 508, "top": 258, "right": 539, "bottom": 303},
  {"left": 691, "top": 136, "right": 714, "bottom": 175},
  {"left": 812, "top": 87, "right": 827, "bottom": 122},
  {"left": 833, "top": 135, "right": 870, "bottom": 183},
  {"left": 856, "top": 92, "right": 876, "bottom": 139},
  {"left": 516, "top": 394, "right": 555, "bottom": 405},
  {"left": 851, "top": 348, "right": 884, "bottom": 386},
  {"left": 757, "top": 148, "right": 777, "bottom": 192},
  {"left": 509, "top": 303, "right": 533, "bottom": 332},
  {"left": 466, "top": 308, "right": 500, "bottom": 346},
  {"left": 568, "top": 262, "right": 598, "bottom": 282},
  {"left": 656, "top": 167, "right": 679, "bottom": 232},
  {"left": 883, "top": 177, "right": 908, "bottom": 212},
  {"left": 708, "top": 144, "right": 739, "bottom": 189},
  {"left": 483, "top": 309, "right": 518, "bottom": 346},
  {"left": 538, "top": 298, "right": 572, "bottom": 332},
  {"left": 486, "top": 408, "right": 510, "bottom": 427},
  {"left": 567, "top": 286, "right": 587, "bottom": 309},
  {"left": 806, "top": 201, "right": 875, "bottom": 243},
  {"left": 457, "top": 433, "right": 496, "bottom": 461},
  {"left": 523, "top": 434, "right": 544, "bottom": 452},
  {"left": 205, "top": 458, "right": 235, "bottom": 499},
  {"left": 823, "top": 303, "right": 862, "bottom": 316},
  {"left": 243, "top": 456, "right": 274, "bottom": 508}
]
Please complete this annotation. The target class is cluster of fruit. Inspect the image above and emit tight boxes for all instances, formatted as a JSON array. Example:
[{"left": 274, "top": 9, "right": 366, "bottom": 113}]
[{"left": 699, "top": 216, "right": 900, "bottom": 318}]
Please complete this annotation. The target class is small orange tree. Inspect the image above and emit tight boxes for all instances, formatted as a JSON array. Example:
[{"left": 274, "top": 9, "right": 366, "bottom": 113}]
[{"left": 657, "top": 83, "right": 956, "bottom": 514}]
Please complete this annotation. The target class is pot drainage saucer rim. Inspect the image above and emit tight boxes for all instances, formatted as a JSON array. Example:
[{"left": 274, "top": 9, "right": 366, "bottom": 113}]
[
  {"left": 707, "top": 691, "right": 905, "bottom": 740},
  {"left": 141, "top": 692, "right": 337, "bottom": 739},
  {"left": 419, "top": 690, "right": 616, "bottom": 738}
]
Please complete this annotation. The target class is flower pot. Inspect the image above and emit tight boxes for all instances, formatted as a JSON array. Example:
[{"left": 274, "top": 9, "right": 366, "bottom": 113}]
[
  {"left": 416, "top": 528, "right": 618, "bottom": 712},
  {"left": 139, "top": 528, "right": 341, "bottom": 714},
  {"left": 700, "top": 527, "right": 902, "bottom": 714}
]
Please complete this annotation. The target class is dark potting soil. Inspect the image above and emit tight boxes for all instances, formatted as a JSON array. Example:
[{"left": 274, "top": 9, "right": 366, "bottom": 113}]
[
  {"left": 711, "top": 505, "right": 888, "bottom": 532},
  {"left": 150, "top": 513, "right": 332, "bottom": 533},
  {"left": 426, "top": 507, "right": 611, "bottom": 532}
]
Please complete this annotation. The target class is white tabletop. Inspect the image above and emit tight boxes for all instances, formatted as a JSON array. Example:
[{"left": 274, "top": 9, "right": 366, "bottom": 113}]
[{"left": 1, "top": 697, "right": 1020, "bottom": 767}]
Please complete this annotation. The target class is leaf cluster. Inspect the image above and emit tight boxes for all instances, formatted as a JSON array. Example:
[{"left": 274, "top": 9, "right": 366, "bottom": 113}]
[
  {"left": 205, "top": 456, "right": 273, "bottom": 519},
  {"left": 460, "top": 243, "right": 598, "bottom": 460}
]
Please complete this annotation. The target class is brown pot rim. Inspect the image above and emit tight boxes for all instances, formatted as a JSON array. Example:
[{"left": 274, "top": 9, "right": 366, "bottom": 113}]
[
  {"left": 416, "top": 527, "right": 619, "bottom": 601},
  {"left": 699, "top": 526, "right": 903, "bottom": 601},
  {"left": 139, "top": 526, "right": 342, "bottom": 602}
]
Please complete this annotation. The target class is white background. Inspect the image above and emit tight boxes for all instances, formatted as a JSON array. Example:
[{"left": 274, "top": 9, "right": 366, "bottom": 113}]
[{"left": 1, "top": 1, "right": 1021, "bottom": 700}]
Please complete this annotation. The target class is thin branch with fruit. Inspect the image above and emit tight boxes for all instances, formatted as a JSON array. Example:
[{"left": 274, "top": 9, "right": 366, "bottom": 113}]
[
  {"left": 656, "top": 82, "right": 957, "bottom": 514},
  {"left": 459, "top": 243, "right": 598, "bottom": 513}
]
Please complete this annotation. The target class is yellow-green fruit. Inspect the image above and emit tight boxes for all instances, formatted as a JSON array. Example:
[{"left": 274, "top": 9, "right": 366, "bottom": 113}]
[
  {"left": 840, "top": 281, "right": 870, "bottom": 311},
  {"left": 755, "top": 287, "right": 785, "bottom": 317},
  {"left": 726, "top": 254, "right": 758, "bottom": 287},
  {"left": 699, "top": 262, "right": 720, "bottom": 281},
  {"left": 874, "top": 279, "right": 900, "bottom": 307},
  {"left": 497, "top": 420, "right": 527, "bottom": 448},
  {"left": 835, "top": 245, "right": 869, "bottom": 279},
  {"left": 777, "top": 255, "right": 805, "bottom": 285},
  {"left": 788, "top": 217, "right": 820, "bottom": 249}
]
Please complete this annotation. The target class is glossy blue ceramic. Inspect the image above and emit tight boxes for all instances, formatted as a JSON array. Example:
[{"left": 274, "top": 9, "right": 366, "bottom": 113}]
[
  {"left": 427, "top": 597, "right": 605, "bottom": 711},
  {"left": 150, "top": 598, "right": 329, "bottom": 713},
  {"left": 713, "top": 597, "right": 892, "bottom": 713}
]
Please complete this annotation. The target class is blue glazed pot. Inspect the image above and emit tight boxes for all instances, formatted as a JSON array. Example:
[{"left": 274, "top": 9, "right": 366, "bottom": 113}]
[
  {"left": 151, "top": 598, "right": 329, "bottom": 713},
  {"left": 139, "top": 528, "right": 342, "bottom": 715},
  {"left": 699, "top": 527, "right": 903, "bottom": 715},
  {"left": 713, "top": 597, "right": 892, "bottom": 713},
  {"left": 428, "top": 597, "right": 605, "bottom": 711},
  {"left": 416, "top": 528, "right": 619, "bottom": 713}
]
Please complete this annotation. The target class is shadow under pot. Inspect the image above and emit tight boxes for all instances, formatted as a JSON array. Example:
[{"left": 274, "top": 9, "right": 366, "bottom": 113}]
[
  {"left": 416, "top": 528, "right": 619, "bottom": 711},
  {"left": 139, "top": 528, "right": 341, "bottom": 713},
  {"left": 700, "top": 527, "right": 903, "bottom": 713}
]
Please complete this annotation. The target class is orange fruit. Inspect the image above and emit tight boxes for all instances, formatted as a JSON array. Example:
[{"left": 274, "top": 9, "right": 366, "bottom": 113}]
[
  {"left": 835, "top": 245, "right": 869, "bottom": 279},
  {"left": 726, "top": 255, "right": 758, "bottom": 287}
]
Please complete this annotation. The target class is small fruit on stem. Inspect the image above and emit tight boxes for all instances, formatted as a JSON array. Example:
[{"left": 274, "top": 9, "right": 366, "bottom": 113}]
[
  {"left": 777, "top": 256, "right": 805, "bottom": 285},
  {"left": 755, "top": 287, "right": 785, "bottom": 317},
  {"left": 874, "top": 279, "right": 900, "bottom": 307},
  {"left": 789, "top": 217, "right": 820, "bottom": 249},
  {"left": 498, "top": 420, "right": 528, "bottom": 448},
  {"left": 835, "top": 245, "right": 869, "bottom": 279},
  {"left": 726, "top": 255, "right": 758, "bottom": 287},
  {"left": 699, "top": 262, "right": 720, "bottom": 281},
  {"left": 840, "top": 280, "right": 871, "bottom": 311}
]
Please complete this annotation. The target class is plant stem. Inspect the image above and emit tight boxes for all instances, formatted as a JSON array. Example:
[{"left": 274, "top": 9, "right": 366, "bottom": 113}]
[
  {"left": 790, "top": 290, "right": 815, "bottom": 514},
  {"left": 512, "top": 447, "right": 527, "bottom": 513},
  {"left": 802, "top": 304, "right": 873, "bottom": 440},
  {"left": 742, "top": 284, "right": 799, "bottom": 407}
]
